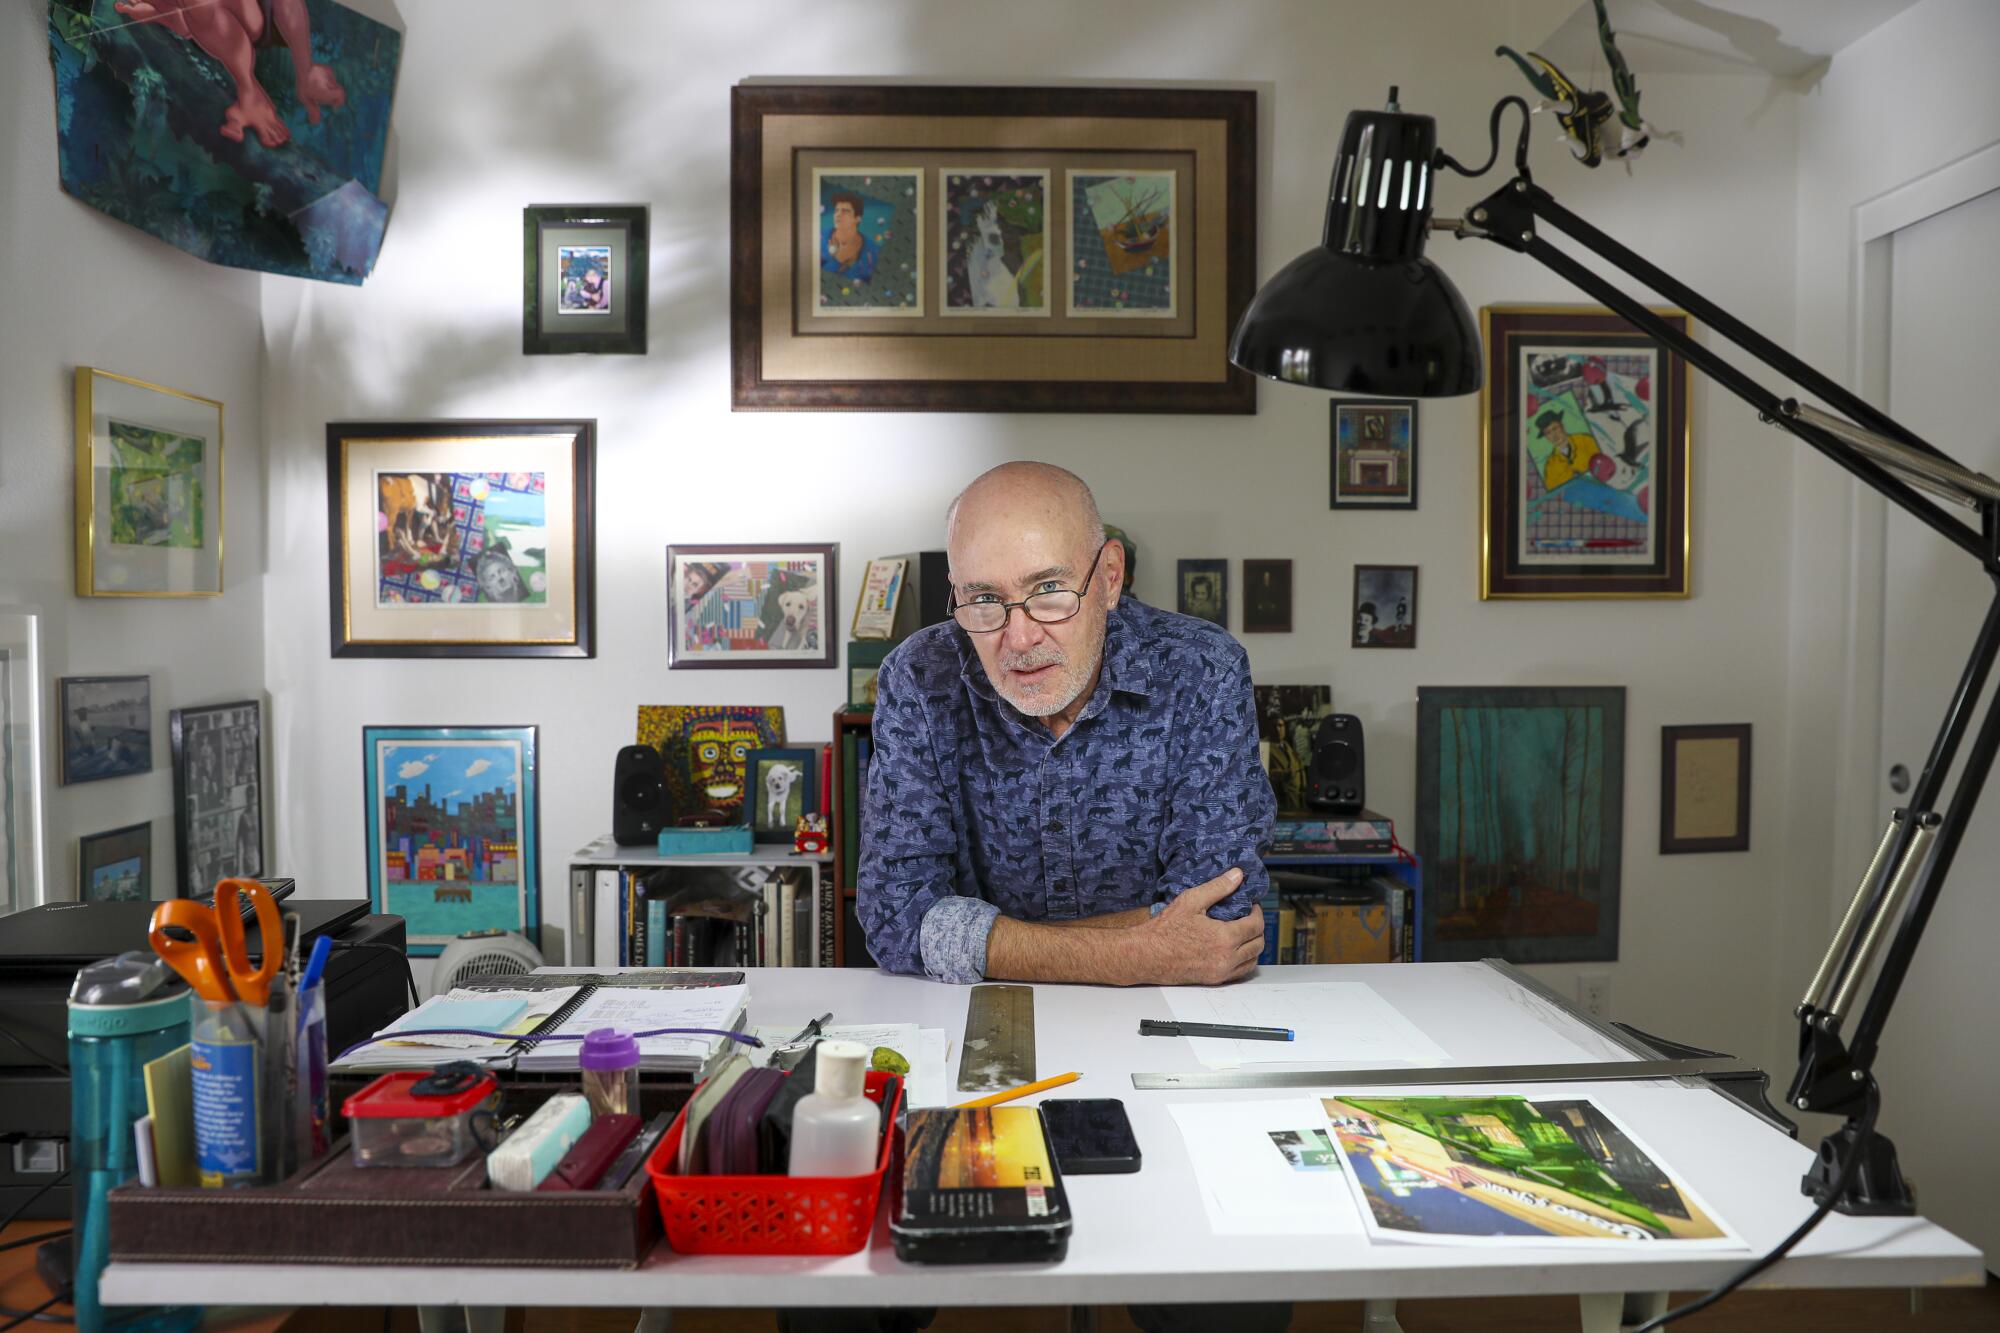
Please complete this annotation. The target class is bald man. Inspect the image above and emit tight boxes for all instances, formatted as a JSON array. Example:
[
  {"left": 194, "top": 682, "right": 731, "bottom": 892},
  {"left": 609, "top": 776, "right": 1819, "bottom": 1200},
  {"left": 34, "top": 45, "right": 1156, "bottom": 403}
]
[{"left": 858, "top": 462, "right": 1275, "bottom": 986}]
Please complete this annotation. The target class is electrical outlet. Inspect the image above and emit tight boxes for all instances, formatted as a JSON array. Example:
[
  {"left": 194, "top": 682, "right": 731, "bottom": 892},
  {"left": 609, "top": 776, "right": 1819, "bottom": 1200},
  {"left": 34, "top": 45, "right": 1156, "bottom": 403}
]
[{"left": 1578, "top": 972, "right": 1611, "bottom": 1020}]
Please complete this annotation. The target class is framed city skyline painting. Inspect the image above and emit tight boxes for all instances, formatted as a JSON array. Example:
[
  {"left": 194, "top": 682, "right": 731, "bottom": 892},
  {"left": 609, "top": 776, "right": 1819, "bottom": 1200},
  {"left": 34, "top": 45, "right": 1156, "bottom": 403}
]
[
  {"left": 667, "top": 544, "right": 837, "bottom": 669},
  {"left": 1417, "top": 686, "right": 1625, "bottom": 963},
  {"left": 75, "top": 368, "right": 224, "bottom": 598},
  {"left": 1480, "top": 306, "right": 1691, "bottom": 599},
  {"left": 363, "top": 724, "right": 540, "bottom": 958},
  {"left": 731, "top": 84, "right": 1256, "bottom": 412},
  {"left": 170, "top": 699, "right": 263, "bottom": 900},
  {"left": 327, "top": 420, "right": 596, "bottom": 657}
]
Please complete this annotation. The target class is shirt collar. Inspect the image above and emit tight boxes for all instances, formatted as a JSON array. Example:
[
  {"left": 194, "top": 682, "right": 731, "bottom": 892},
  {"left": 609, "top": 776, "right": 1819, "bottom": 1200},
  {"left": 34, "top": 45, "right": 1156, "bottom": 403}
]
[{"left": 955, "top": 600, "right": 1155, "bottom": 713}]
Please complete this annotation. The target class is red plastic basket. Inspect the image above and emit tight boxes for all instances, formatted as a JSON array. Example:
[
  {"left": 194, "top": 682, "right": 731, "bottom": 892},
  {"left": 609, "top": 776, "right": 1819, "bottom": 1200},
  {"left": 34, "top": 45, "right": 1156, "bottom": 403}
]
[{"left": 648, "top": 1069, "right": 902, "bottom": 1255}]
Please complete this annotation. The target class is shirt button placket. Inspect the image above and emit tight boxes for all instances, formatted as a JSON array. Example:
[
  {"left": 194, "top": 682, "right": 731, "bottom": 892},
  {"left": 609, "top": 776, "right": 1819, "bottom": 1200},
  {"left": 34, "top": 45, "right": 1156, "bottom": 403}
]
[{"left": 1042, "top": 753, "right": 1077, "bottom": 918}]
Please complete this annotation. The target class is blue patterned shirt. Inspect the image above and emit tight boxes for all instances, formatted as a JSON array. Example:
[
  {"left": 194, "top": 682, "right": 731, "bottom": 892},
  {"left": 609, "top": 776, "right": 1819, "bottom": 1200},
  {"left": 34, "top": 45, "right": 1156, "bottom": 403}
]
[{"left": 858, "top": 597, "right": 1275, "bottom": 983}]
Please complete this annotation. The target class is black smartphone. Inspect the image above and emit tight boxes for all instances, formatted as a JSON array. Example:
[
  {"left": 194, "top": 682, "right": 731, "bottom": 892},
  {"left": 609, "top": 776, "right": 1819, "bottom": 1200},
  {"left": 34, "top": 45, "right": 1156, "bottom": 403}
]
[{"left": 1041, "top": 1098, "right": 1141, "bottom": 1174}]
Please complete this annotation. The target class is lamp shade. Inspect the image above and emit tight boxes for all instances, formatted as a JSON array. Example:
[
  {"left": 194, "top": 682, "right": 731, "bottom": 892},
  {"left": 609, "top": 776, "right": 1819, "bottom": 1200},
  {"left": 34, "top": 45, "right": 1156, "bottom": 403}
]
[{"left": 1228, "top": 98, "right": 1482, "bottom": 397}]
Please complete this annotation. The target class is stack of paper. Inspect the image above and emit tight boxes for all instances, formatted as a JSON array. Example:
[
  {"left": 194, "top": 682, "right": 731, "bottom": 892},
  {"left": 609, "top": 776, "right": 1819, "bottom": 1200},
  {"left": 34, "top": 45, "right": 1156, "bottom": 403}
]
[{"left": 517, "top": 983, "right": 749, "bottom": 1073}]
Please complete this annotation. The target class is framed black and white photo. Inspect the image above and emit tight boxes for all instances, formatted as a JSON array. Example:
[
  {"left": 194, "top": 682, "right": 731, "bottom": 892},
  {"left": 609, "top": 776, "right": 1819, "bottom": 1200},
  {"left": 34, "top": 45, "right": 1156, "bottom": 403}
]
[
  {"left": 1176, "top": 559, "right": 1227, "bottom": 627},
  {"left": 1242, "top": 559, "right": 1293, "bottom": 634},
  {"left": 1351, "top": 565, "right": 1418, "bottom": 648},
  {"left": 80, "top": 821, "right": 151, "bottom": 902},
  {"left": 170, "top": 700, "right": 263, "bottom": 900},
  {"left": 58, "top": 675, "right": 151, "bottom": 785}
]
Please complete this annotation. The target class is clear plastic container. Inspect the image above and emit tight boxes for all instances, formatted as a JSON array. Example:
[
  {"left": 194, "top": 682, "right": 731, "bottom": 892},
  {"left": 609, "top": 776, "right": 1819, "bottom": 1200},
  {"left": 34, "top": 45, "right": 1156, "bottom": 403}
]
[
  {"left": 579, "top": 1027, "right": 640, "bottom": 1119},
  {"left": 342, "top": 1069, "right": 498, "bottom": 1168}
]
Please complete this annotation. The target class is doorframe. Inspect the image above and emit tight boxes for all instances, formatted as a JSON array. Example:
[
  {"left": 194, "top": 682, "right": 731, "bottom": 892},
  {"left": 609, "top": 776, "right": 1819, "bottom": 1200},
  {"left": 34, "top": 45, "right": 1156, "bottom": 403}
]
[{"left": 1834, "top": 140, "right": 2000, "bottom": 896}]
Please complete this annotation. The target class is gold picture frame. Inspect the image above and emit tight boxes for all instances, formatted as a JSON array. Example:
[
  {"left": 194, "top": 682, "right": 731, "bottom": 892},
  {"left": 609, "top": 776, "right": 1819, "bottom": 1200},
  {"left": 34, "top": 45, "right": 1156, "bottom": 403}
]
[{"left": 74, "top": 367, "right": 225, "bottom": 598}]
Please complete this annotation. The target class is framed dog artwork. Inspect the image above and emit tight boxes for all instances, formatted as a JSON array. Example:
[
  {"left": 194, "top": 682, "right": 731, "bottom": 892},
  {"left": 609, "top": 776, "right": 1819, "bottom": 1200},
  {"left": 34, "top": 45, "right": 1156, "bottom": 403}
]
[
  {"left": 746, "top": 747, "right": 818, "bottom": 844},
  {"left": 326, "top": 420, "right": 596, "bottom": 658},
  {"left": 731, "top": 85, "right": 1257, "bottom": 413},
  {"left": 667, "top": 544, "right": 838, "bottom": 670}
]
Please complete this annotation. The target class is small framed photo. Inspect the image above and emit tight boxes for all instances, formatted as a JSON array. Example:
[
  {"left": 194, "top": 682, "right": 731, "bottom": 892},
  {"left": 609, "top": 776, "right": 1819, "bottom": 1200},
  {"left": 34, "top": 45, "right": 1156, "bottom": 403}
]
[
  {"left": 1177, "top": 559, "right": 1227, "bottom": 627},
  {"left": 668, "top": 544, "right": 838, "bottom": 670},
  {"left": 851, "top": 558, "right": 908, "bottom": 640},
  {"left": 1661, "top": 724, "right": 1751, "bottom": 854},
  {"left": 75, "top": 368, "right": 224, "bottom": 598},
  {"left": 58, "top": 675, "right": 151, "bottom": 785},
  {"left": 847, "top": 641, "right": 892, "bottom": 710},
  {"left": 364, "top": 724, "right": 541, "bottom": 958},
  {"left": 1330, "top": 399, "right": 1418, "bottom": 510},
  {"left": 1242, "top": 559, "right": 1293, "bottom": 634},
  {"left": 1351, "top": 566, "right": 1418, "bottom": 648},
  {"left": 170, "top": 700, "right": 263, "bottom": 900},
  {"left": 80, "top": 821, "right": 151, "bottom": 903},
  {"left": 327, "top": 420, "right": 596, "bottom": 658},
  {"left": 747, "top": 747, "right": 818, "bottom": 844},
  {"left": 523, "top": 206, "right": 648, "bottom": 355}
]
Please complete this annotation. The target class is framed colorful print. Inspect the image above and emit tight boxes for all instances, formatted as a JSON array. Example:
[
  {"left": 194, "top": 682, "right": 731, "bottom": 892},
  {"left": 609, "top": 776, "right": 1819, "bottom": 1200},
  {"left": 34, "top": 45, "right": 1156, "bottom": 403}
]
[
  {"left": 522, "top": 206, "right": 648, "bottom": 355},
  {"left": 635, "top": 705, "right": 788, "bottom": 824},
  {"left": 1176, "top": 559, "right": 1227, "bottom": 627},
  {"left": 1351, "top": 566, "right": 1417, "bottom": 648},
  {"left": 1661, "top": 723, "right": 1751, "bottom": 854},
  {"left": 80, "top": 821, "right": 150, "bottom": 903},
  {"left": 363, "top": 725, "right": 540, "bottom": 958},
  {"left": 57, "top": 675, "right": 151, "bottom": 785},
  {"left": 1480, "top": 305, "right": 1692, "bottom": 598},
  {"left": 74, "top": 368, "right": 224, "bottom": 598},
  {"left": 1330, "top": 399, "right": 1418, "bottom": 510},
  {"left": 731, "top": 85, "right": 1256, "bottom": 413},
  {"left": 747, "top": 747, "right": 818, "bottom": 844},
  {"left": 851, "top": 557, "right": 908, "bottom": 640},
  {"left": 1241, "top": 559, "right": 1293, "bottom": 634},
  {"left": 0, "top": 609, "right": 48, "bottom": 914},
  {"left": 940, "top": 169, "right": 1048, "bottom": 316},
  {"left": 1417, "top": 686, "right": 1626, "bottom": 964},
  {"left": 327, "top": 420, "right": 596, "bottom": 658},
  {"left": 169, "top": 700, "right": 263, "bottom": 900},
  {"left": 667, "top": 544, "right": 838, "bottom": 669}
]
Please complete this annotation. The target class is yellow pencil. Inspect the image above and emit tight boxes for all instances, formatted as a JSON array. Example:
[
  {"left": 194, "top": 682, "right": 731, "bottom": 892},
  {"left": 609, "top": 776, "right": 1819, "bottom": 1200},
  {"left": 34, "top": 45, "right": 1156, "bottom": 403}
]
[{"left": 953, "top": 1071, "right": 1080, "bottom": 1109}]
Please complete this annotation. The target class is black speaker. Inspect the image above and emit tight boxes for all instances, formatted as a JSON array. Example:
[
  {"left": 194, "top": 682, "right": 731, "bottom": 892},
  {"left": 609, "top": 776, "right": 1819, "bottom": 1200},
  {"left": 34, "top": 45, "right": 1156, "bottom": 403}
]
[
  {"left": 1305, "top": 714, "right": 1365, "bottom": 813},
  {"left": 613, "top": 745, "right": 667, "bottom": 845}
]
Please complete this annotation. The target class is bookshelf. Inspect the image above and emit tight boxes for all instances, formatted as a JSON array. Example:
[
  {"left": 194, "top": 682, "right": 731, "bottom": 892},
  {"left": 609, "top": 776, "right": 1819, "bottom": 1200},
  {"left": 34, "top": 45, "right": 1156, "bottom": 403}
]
[
  {"left": 566, "top": 837, "right": 836, "bottom": 968},
  {"left": 831, "top": 707, "right": 874, "bottom": 966},
  {"left": 1261, "top": 849, "right": 1423, "bottom": 964}
]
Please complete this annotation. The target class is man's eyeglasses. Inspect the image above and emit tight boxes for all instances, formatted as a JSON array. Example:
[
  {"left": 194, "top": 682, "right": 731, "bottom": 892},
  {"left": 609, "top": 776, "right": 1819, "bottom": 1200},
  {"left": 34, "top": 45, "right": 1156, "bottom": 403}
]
[{"left": 948, "top": 541, "right": 1109, "bottom": 634}]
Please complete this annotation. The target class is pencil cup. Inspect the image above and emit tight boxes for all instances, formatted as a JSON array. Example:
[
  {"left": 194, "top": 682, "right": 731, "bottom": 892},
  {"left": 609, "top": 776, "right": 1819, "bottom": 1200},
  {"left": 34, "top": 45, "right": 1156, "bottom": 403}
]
[{"left": 580, "top": 1027, "right": 641, "bottom": 1118}]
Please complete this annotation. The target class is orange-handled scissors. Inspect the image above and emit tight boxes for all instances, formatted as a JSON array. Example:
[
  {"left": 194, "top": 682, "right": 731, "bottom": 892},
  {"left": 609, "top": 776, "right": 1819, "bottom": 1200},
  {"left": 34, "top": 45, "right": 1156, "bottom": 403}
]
[{"left": 148, "top": 877, "right": 281, "bottom": 1006}]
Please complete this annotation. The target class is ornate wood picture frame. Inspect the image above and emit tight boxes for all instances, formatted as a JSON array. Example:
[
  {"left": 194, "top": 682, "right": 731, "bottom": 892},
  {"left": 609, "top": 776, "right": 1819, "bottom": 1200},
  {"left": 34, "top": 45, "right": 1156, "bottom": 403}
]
[{"left": 731, "top": 85, "right": 1257, "bottom": 413}]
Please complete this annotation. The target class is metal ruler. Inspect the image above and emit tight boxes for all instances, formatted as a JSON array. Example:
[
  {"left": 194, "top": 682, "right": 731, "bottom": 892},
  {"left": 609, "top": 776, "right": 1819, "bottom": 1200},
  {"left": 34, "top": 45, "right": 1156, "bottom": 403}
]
[
  {"left": 957, "top": 984, "right": 1036, "bottom": 1093},
  {"left": 1130, "top": 1055, "right": 1753, "bottom": 1092}
]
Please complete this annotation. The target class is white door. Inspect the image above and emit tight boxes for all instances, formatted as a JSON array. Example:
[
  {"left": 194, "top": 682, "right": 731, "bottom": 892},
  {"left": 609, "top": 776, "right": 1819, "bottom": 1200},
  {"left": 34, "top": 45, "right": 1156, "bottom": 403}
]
[{"left": 1873, "top": 183, "right": 2000, "bottom": 1262}]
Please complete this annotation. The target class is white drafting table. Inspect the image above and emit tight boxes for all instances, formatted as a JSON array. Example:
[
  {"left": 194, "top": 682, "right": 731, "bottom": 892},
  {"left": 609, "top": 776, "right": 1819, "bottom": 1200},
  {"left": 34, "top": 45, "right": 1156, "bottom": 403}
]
[{"left": 103, "top": 963, "right": 1985, "bottom": 1325}]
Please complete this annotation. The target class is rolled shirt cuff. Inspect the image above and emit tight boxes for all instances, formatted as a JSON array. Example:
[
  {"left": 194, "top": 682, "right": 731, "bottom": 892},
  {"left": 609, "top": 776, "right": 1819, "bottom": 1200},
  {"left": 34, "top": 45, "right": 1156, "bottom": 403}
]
[{"left": 918, "top": 896, "right": 1002, "bottom": 985}]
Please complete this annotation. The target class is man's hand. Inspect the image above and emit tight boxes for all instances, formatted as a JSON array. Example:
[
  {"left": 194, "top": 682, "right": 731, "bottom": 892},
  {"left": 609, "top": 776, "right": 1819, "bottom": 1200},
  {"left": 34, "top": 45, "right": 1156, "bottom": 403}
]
[{"left": 1127, "top": 868, "right": 1264, "bottom": 986}]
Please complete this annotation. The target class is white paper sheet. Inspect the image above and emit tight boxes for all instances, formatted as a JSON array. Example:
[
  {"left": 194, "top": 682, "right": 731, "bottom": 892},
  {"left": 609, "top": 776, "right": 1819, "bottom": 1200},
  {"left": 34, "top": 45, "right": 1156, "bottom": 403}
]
[
  {"left": 752, "top": 1023, "right": 950, "bottom": 1109},
  {"left": 1161, "top": 982, "right": 1452, "bottom": 1068},
  {"left": 1167, "top": 1098, "right": 1364, "bottom": 1236},
  {"left": 518, "top": 982, "right": 750, "bottom": 1070}
]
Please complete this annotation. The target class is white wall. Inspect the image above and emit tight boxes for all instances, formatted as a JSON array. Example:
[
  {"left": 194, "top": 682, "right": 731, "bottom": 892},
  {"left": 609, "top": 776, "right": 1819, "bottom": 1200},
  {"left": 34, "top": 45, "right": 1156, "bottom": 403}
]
[
  {"left": 0, "top": 0, "right": 266, "bottom": 906},
  {"left": 256, "top": 0, "right": 1808, "bottom": 1065}
]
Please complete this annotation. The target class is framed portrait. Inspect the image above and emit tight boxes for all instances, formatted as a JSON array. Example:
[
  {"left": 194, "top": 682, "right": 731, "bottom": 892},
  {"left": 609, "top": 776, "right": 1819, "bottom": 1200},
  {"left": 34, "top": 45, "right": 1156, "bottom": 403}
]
[
  {"left": 668, "top": 544, "right": 837, "bottom": 669},
  {"left": 1176, "top": 559, "right": 1227, "bottom": 627},
  {"left": 523, "top": 206, "right": 648, "bottom": 355},
  {"left": 851, "top": 557, "right": 908, "bottom": 640},
  {"left": 1481, "top": 305, "right": 1692, "bottom": 599},
  {"left": 635, "top": 705, "right": 787, "bottom": 825},
  {"left": 74, "top": 368, "right": 224, "bottom": 598},
  {"left": 746, "top": 747, "right": 818, "bottom": 844},
  {"left": 731, "top": 85, "right": 1256, "bottom": 413},
  {"left": 1661, "top": 724, "right": 1751, "bottom": 854},
  {"left": 1330, "top": 399, "right": 1418, "bottom": 510},
  {"left": 0, "top": 609, "right": 48, "bottom": 914},
  {"left": 327, "top": 420, "right": 596, "bottom": 658},
  {"left": 363, "top": 725, "right": 540, "bottom": 959},
  {"left": 57, "top": 675, "right": 151, "bottom": 785},
  {"left": 1417, "top": 686, "right": 1626, "bottom": 963},
  {"left": 80, "top": 821, "right": 150, "bottom": 903},
  {"left": 1241, "top": 559, "right": 1293, "bottom": 634},
  {"left": 1255, "top": 685, "right": 1331, "bottom": 813},
  {"left": 169, "top": 700, "right": 263, "bottom": 901},
  {"left": 1351, "top": 566, "right": 1418, "bottom": 649}
]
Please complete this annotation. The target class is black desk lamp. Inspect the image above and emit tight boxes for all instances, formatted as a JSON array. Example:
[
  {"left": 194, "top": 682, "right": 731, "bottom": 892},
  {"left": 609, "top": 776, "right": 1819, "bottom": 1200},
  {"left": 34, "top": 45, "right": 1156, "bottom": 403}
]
[{"left": 1232, "top": 90, "right": 2000, "bottom": 1229}]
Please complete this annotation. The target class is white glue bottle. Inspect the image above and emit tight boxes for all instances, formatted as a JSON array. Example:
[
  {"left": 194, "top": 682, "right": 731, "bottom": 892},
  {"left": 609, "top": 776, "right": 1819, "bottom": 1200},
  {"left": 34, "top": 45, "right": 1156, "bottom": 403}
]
[{"left": 788, "top": 1040, "right": 879, "bottom": 1177}]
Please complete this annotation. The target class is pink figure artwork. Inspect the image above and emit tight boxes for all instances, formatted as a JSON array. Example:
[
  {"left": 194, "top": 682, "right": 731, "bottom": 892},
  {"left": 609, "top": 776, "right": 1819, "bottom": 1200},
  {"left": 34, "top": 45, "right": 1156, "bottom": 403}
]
[{"left": 111, "top": 0, "right": 347, "bottom": 149}]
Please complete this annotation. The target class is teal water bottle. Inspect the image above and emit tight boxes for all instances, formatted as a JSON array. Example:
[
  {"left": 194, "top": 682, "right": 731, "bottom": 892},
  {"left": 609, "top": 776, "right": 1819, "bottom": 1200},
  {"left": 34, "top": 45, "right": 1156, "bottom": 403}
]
[{"left": 67, "top": 952, "right": 200, "bottom": 1333}]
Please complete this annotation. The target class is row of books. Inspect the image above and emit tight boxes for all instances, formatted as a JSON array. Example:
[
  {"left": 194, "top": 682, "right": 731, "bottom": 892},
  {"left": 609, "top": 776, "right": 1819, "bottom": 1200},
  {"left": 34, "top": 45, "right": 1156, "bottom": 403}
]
[
  {"left": 838, "top": 730, "right": 874, "bottom": 894},
  {"left": 572, "top": 864, "right": 828, "bottom": 969},
  {"left": 1259, "top": 875, "right": 1414, "bottom": 965}
]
